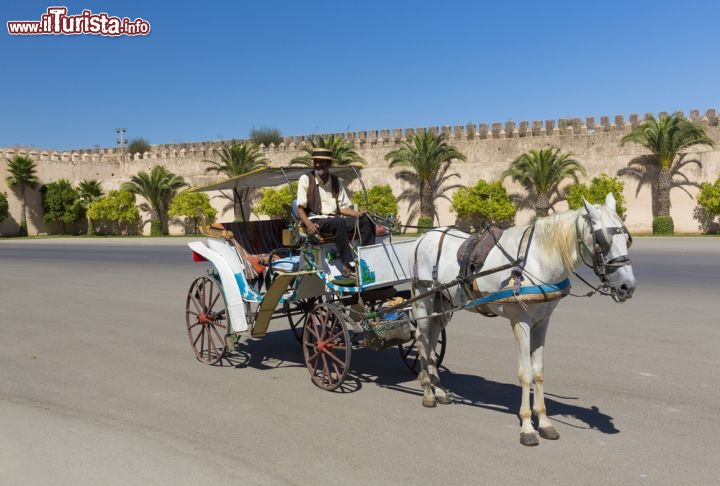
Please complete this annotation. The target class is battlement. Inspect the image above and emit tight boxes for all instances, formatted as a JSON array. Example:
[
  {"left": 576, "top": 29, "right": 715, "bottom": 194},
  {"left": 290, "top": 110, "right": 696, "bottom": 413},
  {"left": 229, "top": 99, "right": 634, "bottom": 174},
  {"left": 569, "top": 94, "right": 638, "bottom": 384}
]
[
  {"left": 3, "top": 107, "right": 720, "bottom": 236},
  {"left": 2, "top": 108, "right": 717, "bottom": 160}
]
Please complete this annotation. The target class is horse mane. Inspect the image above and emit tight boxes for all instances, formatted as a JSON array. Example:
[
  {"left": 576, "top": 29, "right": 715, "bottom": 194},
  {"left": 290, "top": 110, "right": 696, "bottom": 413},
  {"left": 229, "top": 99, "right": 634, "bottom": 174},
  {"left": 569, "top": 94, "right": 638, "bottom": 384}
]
[{"left": 532, "top": 208, "right": 585, "bottom": 274}]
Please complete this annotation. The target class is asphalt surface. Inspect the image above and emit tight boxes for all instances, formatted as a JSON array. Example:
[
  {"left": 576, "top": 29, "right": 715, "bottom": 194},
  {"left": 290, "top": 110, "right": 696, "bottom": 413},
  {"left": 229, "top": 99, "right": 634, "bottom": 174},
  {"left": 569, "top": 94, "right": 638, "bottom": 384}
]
[{"left": 1, "top": 237, "right": 719, "bottom": 485}]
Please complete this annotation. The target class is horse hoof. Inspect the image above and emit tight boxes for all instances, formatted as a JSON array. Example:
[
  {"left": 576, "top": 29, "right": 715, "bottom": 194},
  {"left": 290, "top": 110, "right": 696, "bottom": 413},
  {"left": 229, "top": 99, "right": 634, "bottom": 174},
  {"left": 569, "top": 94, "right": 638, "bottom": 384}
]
[
  {"left": 422, "top": 397, "right": 437, "bottom": 408},
  {"left": 539, "top": 426, "right": 559, "bottom": 440},
  {"left": 436, "top": 395, "right": 452, "bottom": 405},
  {"left": 520, "top": 432, "right": 539, "bottom": 447}
]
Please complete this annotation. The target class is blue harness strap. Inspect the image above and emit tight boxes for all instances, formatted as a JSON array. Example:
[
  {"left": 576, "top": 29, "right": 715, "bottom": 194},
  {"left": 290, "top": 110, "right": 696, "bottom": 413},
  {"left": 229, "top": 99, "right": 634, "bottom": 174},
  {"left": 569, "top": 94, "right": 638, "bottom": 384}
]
[{"left": 464, "top": 278, "right": 571, "bottom": 309}]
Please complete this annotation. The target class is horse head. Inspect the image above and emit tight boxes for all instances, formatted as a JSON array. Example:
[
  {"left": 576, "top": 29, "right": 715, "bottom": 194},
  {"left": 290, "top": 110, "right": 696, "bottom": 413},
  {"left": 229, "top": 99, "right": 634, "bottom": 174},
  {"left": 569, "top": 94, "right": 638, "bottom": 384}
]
[{"left": 582, "top": 193, "right": 636, "bottom": 302}]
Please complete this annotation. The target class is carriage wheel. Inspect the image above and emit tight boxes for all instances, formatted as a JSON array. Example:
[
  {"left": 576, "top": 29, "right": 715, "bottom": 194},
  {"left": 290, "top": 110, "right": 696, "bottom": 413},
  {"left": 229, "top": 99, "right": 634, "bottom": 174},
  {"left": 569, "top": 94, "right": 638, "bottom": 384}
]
[
  {"left": 398, "top": 323, "right": 446, "bottom": 375},
  {"left": 303, "top": 303, "right": 351, "bottom": 391},
  {"left": 287, "top": 296, "right": 322, "bottom": 343},
  {"left": 186, "top": 276, "right": 228, "bottom": 365}
]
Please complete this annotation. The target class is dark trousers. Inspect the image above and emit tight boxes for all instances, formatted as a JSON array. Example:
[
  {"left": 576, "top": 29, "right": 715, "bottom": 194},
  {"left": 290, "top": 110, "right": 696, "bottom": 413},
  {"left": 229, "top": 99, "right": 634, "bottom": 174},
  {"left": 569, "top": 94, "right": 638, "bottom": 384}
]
[{"left": 315, "top": 215, "right": 376, "bottom": 266}]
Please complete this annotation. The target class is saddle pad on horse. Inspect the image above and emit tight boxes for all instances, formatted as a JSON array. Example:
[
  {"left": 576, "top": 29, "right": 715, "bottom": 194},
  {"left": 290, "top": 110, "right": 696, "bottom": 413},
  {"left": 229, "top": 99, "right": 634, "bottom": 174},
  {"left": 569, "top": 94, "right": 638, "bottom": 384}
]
[
  {"left": 456, "top": 227, "right": 504, "bottom": 316},
  {"left": 456, "top": 226, "right": 504, "bottom": 277}
]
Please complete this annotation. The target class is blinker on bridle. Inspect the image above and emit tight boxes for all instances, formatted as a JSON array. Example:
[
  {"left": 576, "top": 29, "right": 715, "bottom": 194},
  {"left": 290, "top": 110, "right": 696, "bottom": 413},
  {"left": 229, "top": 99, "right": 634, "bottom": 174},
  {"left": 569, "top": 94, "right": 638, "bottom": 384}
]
[{"left": 575, "top": 212, "right": 633, "bottom": 301}]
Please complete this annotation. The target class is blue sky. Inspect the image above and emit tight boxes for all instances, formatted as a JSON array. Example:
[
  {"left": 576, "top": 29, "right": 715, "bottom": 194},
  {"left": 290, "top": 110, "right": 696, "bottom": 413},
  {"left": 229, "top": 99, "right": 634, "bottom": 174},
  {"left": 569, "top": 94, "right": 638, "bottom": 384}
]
[{"left": 2, "top": 0, "right": 719, "bottom": 150}]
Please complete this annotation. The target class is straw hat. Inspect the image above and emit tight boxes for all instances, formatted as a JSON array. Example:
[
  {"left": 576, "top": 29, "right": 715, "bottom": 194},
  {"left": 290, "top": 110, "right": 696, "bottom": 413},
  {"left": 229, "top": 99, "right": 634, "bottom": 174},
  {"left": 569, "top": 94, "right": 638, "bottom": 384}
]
[{"left": 311, "top": 147, "right": 333, "bottom": 161}]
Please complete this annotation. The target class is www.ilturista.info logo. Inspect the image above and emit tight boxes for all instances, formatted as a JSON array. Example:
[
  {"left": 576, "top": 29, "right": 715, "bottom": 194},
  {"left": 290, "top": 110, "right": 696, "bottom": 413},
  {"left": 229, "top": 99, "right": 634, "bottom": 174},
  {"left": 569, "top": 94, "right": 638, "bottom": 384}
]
[{"left": 7, "top": 7, "right": 150, "bottom": 36}]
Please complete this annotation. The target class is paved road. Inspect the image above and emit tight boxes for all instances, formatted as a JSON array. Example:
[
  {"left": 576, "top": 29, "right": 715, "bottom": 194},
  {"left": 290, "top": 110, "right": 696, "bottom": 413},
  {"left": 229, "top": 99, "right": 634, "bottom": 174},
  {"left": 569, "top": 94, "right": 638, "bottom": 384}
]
[{"left": 1, "top": 237, "right": 719, "bottom": 485}]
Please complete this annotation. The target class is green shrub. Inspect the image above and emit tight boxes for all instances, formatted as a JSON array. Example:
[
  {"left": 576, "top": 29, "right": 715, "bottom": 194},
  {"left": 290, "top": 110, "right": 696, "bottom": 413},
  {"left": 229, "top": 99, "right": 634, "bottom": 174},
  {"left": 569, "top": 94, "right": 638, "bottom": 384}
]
[
  {"left": 450, "top": 179, "right": 516, "bottom": 230},
  {"left": 87, "top": 190, "right": 140, "bottom": 235},
  {"left": 0, "top": 192, "right": 8, "bottom": 221},
  {"left": 254, "top": 182, "right": 297, "bottom": 218},
  {"left": 567, "top": 174, "right": 626, "bottom": 217},
  {"left": 417, "top": 216, "right": 433, "bottom": 234},
  {"left": 249, "top": 127, "right": 283, "bottom": 146},
  {"left": 40, "top": 179, "right": 83, "bottom": 233},
  {"left": 697, "top": 179, "right": 720, "bottom": 217},
  {"left": 351, "top": 184, "right": 399, "bottom": 217},
  {"left": 127, "top": 138, "right": 151, "bottom": 155},
  {"left": 150, "top": 218, "right": 163, "bottom": 236},
  {"left": 652, "top": 216, "right": 674, "bottom": 235},
  {"left": 168, "top": 190, "right": 217, "bottom": 234}
]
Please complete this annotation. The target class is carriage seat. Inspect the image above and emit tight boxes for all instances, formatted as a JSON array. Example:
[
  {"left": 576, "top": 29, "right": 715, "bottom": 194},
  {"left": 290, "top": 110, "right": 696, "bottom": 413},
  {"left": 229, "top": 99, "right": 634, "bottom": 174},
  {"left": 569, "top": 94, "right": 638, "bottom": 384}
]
[
  {"left": 286, "top": 200, "right": 389, "bottom": 245},
  {"left": 287, "top": 199, "right": 357, "bottom": 244}
]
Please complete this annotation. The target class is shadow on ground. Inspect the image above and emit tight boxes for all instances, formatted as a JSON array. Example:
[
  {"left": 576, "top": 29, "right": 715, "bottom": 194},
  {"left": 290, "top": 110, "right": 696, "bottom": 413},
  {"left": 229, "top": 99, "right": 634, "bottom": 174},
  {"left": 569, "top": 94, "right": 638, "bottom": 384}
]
[{"left": 216, "top": 327, "right": 618, "bottom": 434}]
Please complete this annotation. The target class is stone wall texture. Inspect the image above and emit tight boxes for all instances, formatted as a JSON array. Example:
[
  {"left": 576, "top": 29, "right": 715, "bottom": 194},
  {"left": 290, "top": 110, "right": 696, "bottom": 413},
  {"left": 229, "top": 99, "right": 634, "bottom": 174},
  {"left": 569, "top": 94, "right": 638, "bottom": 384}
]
[{"left": 2, "top": 109, "right": 719, "bottom": 235}]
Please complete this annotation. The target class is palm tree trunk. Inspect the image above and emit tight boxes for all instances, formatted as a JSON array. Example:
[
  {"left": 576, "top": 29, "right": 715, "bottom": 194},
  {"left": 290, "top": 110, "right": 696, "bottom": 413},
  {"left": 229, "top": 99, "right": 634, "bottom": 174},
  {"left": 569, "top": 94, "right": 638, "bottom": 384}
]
[
  {"left": 656, "top": 167, "right": 672, "bottom": 217},
  {"left": 233, "top": 189, "right": 243, "bottom": 222},
  {"left": 535, "top": 193, "right": 551, "bottom": 218},
  {"left": 19, "top": 185, "right": 28, "bottom": 236},
  {"left": 420, "top": 181, "right": 434, "bottom": 220}
]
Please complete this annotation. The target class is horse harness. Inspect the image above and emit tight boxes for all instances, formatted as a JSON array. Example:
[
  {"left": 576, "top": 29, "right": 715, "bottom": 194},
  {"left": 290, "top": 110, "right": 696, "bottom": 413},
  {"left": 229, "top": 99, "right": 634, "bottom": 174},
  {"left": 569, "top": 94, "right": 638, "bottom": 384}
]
[{"left": 411, "top": 225, "right": 536, "bottom": 316}]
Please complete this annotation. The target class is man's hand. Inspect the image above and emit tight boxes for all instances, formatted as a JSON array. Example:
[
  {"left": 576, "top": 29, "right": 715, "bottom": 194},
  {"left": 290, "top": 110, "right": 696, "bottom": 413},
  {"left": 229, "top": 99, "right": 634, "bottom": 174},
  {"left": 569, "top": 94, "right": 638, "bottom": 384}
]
[
  {"left": 306, "top": 221, "right": 320, "bottom": 235},
  {"left": 341, "top": 207, "right": 366, "bottom": 219}
]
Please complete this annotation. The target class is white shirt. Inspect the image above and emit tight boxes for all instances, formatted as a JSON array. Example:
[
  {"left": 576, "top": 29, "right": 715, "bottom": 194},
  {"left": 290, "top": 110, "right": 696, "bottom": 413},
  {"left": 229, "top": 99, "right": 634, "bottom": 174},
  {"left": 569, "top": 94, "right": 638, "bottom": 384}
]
[{"left": 296, "top": 172, "right": 351, "bottom": 218}]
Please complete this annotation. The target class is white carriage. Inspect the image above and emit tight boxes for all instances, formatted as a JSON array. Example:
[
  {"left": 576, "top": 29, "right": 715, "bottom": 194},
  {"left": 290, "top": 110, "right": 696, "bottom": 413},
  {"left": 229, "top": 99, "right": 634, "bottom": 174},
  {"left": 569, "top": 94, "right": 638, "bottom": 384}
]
[{"left": 185, "top": 167, "right": 446, "bottom": 390}]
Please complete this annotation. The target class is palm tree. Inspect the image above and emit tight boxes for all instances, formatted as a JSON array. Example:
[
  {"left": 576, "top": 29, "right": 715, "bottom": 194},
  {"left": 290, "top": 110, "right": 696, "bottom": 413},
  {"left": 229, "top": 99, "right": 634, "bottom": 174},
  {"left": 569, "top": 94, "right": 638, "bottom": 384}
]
[
  {"left": 5, "top": 155, "right": 39, "bottom": 236},
  {"left": 205, "top": 140, "right": 269, "bottom": 221},
  {"left": 385, "top": 132, "right": 466, "bottom": 225},
  {"left": 77, "top": 179, "right": 104, "bottom": 235},
  {"left": 502, "top": 146, "right": 586, "bottom": 218},
  {"left": 620, "top": 114, "right": 715, "bottom": 224},
  {"left": 290, "top": 134, "right": 366, "bottom": 167},
  {"left": 121, "top": 165, "right": 187, "bottom": 235}
]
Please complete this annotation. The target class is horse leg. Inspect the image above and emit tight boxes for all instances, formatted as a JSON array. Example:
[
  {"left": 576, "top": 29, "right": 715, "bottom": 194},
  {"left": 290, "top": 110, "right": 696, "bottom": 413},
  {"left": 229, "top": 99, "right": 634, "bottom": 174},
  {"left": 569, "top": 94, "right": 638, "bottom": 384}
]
[
  {"left": 531, "top": 318, "right": 559, "bottom": 440},
  {"left": 428, "top": 300, "right": 450, "bottom": 405},
  {"left": 413, "top": 293, "right": 437, "bottom": 408},
  {"left": 512, "top": 318, "right": 539, "bottom": 446}
]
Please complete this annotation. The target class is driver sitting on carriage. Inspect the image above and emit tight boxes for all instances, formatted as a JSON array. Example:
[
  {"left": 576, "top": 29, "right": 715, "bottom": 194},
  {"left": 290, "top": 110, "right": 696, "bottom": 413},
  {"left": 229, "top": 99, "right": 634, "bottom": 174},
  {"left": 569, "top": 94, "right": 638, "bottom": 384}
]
[{"left": 296, "top": 148, "right": 376, "bottom": 279}]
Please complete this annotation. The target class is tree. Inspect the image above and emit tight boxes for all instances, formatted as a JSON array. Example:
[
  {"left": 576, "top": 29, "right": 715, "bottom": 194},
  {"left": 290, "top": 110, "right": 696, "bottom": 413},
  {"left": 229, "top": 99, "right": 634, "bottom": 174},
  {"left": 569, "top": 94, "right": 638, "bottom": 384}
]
[
  {"left": 451, "top": 179, "right": 516, "bottom": 230},
  {"left": 253, "top": 182, "right": 297, "bottom": 219},
  {"left": 567, "top": 174, "right": 626, "bottom": 217},
  {"left": 249, "top": 127, "right": 283, "bottom": 147},
  {"left": 168, "top": 190, "right": 217, "bottom": 234},
  {"left": 290, "top": 134, "right": 366, "bottom": 167},
  {"left": 127, "top": 138, "right": 151, "bottom": 156},
  {"left": 121, "top": 165, "right": 187, "bottom": 236},
  {"left": 385, "top": 132, "right": 466, "bottom": 224},
  {"left": 351, "top": 184, "right": 399, "bottom": 218},
  {"left": 351, "top": 184, "right": 400, "bottom": 232},
  {"left": 0, "top": 192, "right": 8, "bottom": 222},
  {"left": 695, "top": 178, "right": 720, "bottom": 233},
  {"left": 87, "top": 190, "right": 141, "bottom": 235},
  {"left": 620, "top": 114, "right": 715, "bottom": 233},
  {"left": 5, "top": 155, "right": 39, "bottom": 236},
  {"left": 502, "top": 146, "right": 586, "bottom": 218},
  {"left": 205, "top": 140, "right": 269, "bottom": 221},
  {"left": 40, "top": 179, "right": 83, "bottom": 233},
  {"left": 77, "top": 179, "right": 104, "bottom": 235}
]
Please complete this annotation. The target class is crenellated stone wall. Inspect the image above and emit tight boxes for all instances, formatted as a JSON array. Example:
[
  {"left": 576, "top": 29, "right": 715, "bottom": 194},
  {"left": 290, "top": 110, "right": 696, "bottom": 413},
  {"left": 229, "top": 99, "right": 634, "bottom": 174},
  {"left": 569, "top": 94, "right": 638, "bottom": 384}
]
[{"left": 2, "top": 109, "right": 719, "bottom": 236}]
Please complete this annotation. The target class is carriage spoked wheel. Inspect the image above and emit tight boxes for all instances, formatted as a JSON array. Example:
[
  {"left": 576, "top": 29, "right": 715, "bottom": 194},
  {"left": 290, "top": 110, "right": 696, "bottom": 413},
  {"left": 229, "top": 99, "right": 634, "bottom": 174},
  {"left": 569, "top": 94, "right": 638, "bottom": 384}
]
[
  {"left": 398, "top": 321, "right": 446, "bottom": 374},
  {"left": 302, "top": 303, "right": 351, "bottom": 391},
  {"left": 286, "top": 296, "right": 322, "bottom": 343},
  {"left": 185, "top": 276, "right": 228, "bottom": 365}
]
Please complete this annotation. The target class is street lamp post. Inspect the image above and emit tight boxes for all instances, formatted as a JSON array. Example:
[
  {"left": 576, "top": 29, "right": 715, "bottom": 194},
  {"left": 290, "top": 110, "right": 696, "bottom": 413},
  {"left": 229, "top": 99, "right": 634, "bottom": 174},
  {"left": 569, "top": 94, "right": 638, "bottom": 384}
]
[{"left": 116, "top": 127, "right": 127, "bottom": 160}]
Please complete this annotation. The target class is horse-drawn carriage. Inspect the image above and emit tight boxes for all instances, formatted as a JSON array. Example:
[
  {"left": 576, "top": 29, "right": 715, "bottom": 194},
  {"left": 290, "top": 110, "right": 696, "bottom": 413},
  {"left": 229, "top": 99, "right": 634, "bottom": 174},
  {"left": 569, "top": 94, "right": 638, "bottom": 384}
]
[
  {"left": 185, "top": 166, "right": 636, "bottom": 445},
  {"left": 185, "top": 166, "right": 445, "bottom": 391}
]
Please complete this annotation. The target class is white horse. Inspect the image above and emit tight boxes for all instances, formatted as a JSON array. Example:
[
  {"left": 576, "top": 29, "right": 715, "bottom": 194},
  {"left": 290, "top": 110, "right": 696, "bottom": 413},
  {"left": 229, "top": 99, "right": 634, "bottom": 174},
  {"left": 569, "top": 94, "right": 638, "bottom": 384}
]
[{"left": 410, "top": 194, "right": 636, "bottom": 446}]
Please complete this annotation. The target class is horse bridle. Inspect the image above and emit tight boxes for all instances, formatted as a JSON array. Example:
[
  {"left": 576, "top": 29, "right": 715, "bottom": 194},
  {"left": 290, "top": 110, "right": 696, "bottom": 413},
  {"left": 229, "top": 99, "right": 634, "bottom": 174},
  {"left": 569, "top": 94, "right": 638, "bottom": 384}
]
[{"left": 576, "top": 212, "right": 632, "bottom": 301}]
